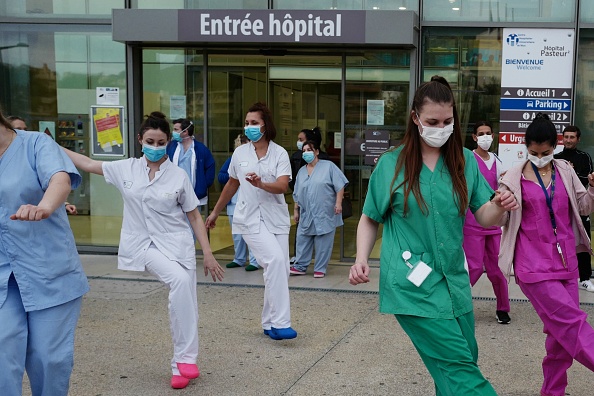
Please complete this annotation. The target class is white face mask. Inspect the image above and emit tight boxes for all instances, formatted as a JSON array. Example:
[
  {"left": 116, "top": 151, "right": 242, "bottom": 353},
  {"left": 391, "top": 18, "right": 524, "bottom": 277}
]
[
  {"left": 527, "top": 153, "right": 554, "bottom": 168},
  {"left": 417, "top": 115, "right": 454, "bottom": 148},
  {"left": 296, "top": 140, "right": 304, "bottom": 151},
  {"left": 477, "top": 135, "right": 493, "bottom": 151}
]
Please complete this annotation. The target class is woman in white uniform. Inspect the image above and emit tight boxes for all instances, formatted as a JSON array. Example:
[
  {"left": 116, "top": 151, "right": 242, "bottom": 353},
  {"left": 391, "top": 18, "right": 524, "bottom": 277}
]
[
  {"left": 64, "top": 111, "right": 224, "bottom": 390},
  {"left": 206, "top": 102, "right": 297, "bottom": 340}
]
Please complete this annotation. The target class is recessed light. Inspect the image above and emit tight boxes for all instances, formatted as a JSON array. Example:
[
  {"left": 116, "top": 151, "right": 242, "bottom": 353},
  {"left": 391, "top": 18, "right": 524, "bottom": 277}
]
[
  {"left": 399, "top": 6, "right": 407, "bottom": 10},
  {"left": 452, "top": 7, "right": 460, "bottom": 10}
]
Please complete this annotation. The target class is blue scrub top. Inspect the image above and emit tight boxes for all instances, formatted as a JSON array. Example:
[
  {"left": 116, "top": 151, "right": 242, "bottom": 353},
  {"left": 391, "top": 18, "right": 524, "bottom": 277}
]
[
  {"left": 293, "top": 160, "right": 349, "bottom": 235},
  {"left": 0, "top": 130, "right": 89, "bottom": 312}
]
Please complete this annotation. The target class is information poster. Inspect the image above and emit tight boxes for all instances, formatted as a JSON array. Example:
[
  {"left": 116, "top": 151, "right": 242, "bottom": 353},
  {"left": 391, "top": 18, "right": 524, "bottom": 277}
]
[
  {"left": 498, "top": 28, "right": 574, "bottom": 170},
  {"left": 90, "top": 106, "right": 126, "bottom": 156},
  {"left": 364, "top": 130, "right": 389, "bottom": 165},
  {"left": 366, "top": 100, "right": 385, "bottom": 126},
  {"left": 96, "top": 87, "right": 120, "bottom": 106},
  {"left": 170, "top": 95, "right": 187, "bottom": 119}
]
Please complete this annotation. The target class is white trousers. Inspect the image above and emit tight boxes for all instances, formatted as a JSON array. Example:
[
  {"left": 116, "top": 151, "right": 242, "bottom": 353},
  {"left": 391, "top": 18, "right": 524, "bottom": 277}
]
[
  {"left": 145, "top": 245, "right": 198, "bottom": 375},
  {"left": 242, "top": 219, "right": 292, "bottom": 330}
]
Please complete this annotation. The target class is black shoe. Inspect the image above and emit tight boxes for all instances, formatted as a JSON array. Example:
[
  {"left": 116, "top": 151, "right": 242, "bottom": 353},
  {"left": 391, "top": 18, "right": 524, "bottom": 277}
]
[{"left": 496, "top": 310, "right": 511, "bottom": 324}]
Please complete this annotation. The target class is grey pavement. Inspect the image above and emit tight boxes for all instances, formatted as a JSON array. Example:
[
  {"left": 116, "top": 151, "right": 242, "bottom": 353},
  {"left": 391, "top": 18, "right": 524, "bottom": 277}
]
[{"left": 23, "top": 254, "right": 594, "bottom": 396}]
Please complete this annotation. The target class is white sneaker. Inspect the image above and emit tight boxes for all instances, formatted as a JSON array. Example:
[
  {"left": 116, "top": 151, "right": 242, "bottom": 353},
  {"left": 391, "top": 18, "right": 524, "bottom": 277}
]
[
  {"left": 580, "top": 280, "right": 594, "bottom": 292},
  {"left": 290, "top": 256, "right": 296, "bottom": 264}
]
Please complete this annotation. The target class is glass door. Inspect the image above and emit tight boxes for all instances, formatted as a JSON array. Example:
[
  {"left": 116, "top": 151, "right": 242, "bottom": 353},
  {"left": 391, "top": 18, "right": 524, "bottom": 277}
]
[{"left": 344, "top": 51, "right": 412, "bottom": 259}]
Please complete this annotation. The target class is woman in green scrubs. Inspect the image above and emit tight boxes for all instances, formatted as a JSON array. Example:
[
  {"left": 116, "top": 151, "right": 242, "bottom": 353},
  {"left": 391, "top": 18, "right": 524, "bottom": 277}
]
[{"left": 349, "top": 76, "right": 518, "bottom": 395}]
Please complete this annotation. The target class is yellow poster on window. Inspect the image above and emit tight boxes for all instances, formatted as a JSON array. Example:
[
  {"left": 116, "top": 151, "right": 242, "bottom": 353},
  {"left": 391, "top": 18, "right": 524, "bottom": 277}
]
[{"left": 93, "top": 107, "right": 123, "bottom": 147}]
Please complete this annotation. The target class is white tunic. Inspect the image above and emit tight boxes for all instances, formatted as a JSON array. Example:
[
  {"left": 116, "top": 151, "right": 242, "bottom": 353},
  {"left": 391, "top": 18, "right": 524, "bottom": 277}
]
[
  {"left": 103, "top": 157, "right": 200, "bottom": 271},
  {"left": 228, "top": 140, "right": 291, "bottom": 235}
]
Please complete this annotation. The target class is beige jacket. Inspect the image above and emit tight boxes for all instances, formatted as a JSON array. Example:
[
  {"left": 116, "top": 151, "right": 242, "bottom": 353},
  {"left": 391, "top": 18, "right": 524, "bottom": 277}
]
[{"left": 497, "top": 159, "right": 594, "bottom": 281}]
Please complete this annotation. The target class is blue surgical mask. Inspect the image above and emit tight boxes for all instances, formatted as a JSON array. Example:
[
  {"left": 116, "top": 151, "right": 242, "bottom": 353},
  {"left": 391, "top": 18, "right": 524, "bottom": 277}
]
[
  {"left": 172, "top": 132, "right": 182, "bottom": 142},
  {"left": 302, "top": 151, "right": 315, "bottom": 164},
  {"left": 142, "top": 144, "right": 167, "bottom": 162},
  {"left": 296, "top": 141, "right": 304, "bottom": 150},
  {"left": 245, "top": 125, "right": 263, "bottom": 142}
]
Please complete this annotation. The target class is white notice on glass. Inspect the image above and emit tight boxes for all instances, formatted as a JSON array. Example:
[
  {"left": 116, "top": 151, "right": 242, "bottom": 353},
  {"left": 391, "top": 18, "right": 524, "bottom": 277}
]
[{"left": 367, "top": 100, "right": 385, "bottom": 126}]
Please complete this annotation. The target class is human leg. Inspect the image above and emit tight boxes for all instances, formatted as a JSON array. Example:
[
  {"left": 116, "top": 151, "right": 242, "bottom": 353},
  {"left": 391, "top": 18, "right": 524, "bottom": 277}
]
[
  {"left": 312, "top": 229, "right": 336, "bottom": 275},
  {"left": 578, "top": 215, "right": 592, "bottom": 283},
  {"left": 0, "top": 274, "right": 28, "bottom": 396},
  {"left": 144, "top": 245, "right": 199, "bottom": 376},
  {"left": 483, "top": 234, "right": 510, "bottom": 313},
  {"left": 26, "top": 296, "right": 82, "bottom": 396},
  {"left": 227, "top": 214, "right": 247, "bottom": 267},
  {"left": 243, "top": 221, "right": 292, "bottom": 331},
  {"left": 291, "top": 230, "right": 314, "bottom": 273},
  {"left": 462, "top": 233, "right": 486, "bottom": 286},
  {"left": 395, "top": 312, "right": 497, "bottom": 396},
  {"left": 518, "top": 279, "right": 594, "bottom": 396}
]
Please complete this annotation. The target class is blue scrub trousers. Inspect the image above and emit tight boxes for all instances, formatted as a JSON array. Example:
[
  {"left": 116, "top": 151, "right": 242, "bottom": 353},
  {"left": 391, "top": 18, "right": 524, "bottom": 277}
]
[
  {"left": 229, "top": 214, "right": 258, "bottom": 267},
  {"left": 292, "top": 229, "right": 336, "bottom": 274},
  {"left": 0, "top": 273, "right": 82, "bottom": 396}
]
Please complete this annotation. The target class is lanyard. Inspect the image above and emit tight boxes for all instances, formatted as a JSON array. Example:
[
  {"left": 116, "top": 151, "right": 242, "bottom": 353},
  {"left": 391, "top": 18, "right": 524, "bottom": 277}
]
[
  {"left": 531, "top": 162, "right": 566, "bottom": 267},
  {"left": 531, "top": 162, "right": 556, "bottom": 231}
]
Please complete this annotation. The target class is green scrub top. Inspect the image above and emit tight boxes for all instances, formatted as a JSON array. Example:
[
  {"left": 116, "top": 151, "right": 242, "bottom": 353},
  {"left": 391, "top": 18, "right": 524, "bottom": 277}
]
[{"left": 363, "top": 146, "right": 493, "bottom": 319}]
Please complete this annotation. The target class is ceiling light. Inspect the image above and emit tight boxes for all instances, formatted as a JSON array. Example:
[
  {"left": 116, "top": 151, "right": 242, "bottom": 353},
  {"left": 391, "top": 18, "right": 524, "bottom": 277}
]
[
  {"left": 399, "top": 6, "right": 407, "bottom": 10},
  {"left": 452, "top": 7, "right": 460, "bottom": 10}
]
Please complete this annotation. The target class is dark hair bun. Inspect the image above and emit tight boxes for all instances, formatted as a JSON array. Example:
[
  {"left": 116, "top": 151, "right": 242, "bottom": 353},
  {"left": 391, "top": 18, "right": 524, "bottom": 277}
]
[
  {"left": 534, "top": 112, "right": 550, "bottom": 121},
  {"left": 148, "top": 111, "right": 167, "bottom": 120},
  {"left": 430, "top": 75, "right": 452, "bottom": 90}
]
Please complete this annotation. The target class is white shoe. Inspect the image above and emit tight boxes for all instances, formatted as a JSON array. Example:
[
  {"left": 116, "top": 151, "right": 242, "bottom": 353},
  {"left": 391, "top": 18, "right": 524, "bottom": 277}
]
[
  {"left": 579, "top": 280, "right": 594, "bottom": 292},
  {"left": 290, "top": 256, "right": 296, "bottom": 264}
]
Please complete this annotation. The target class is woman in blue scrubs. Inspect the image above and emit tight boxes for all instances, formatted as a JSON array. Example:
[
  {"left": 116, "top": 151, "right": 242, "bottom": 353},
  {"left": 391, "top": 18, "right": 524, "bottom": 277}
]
[{"left": 0, "top": 109, "right": 89, "bottom": 396}]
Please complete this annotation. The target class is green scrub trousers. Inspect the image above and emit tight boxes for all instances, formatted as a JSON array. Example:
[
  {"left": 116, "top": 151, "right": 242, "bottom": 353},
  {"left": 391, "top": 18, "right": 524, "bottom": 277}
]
[{"left": 396, "top": 312, "right": 498, "bottom": 396}]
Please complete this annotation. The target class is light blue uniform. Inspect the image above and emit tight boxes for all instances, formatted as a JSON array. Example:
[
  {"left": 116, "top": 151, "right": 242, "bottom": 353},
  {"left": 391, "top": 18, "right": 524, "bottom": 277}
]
[
  {"left": 219, "top": 156, "right": 257, "bottom": 267},
  {"left": 0, "top": 130, "right": 89, "bottom": 396},
  {"left": 292, "top": 160, "right": 348, "bottom": 274}
]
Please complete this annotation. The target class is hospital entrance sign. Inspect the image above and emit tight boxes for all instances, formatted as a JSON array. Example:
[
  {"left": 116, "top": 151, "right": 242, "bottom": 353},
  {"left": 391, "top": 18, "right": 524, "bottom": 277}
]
[{"left": 498, "top": 28, "right": 574, "bottom": 170}]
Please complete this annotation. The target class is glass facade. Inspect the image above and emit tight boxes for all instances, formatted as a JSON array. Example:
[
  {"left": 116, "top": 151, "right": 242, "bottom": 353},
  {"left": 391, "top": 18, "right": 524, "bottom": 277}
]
[
  {"left": 423, "top": 0, "right": 575, "bottom": 22},
  {"left": 4, "top": 1, "right": 594, "bottom": 259},
  {"left": 422, "top": 28, "right": 502, "bottom": 147},
  {"left": 0, "top": 0, "right": 123, "bottom": 18}
]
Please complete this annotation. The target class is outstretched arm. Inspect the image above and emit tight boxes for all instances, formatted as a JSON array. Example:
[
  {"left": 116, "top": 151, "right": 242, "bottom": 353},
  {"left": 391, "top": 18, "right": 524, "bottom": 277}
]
[
  {"left": 187, "top": 208, "right": 224, "bottom": 281},
  {"left": 11, "top": 172, "right": 71, "bottom": 221},
  {"left": 62, "top": 148, "right": 104, "bottom": 175},
  {"left": 205, "top": 177, "right": 240, "bottom": 229},
  {"left": 349, "top": 214, "right": 379, "bottom": 285},
  {"left": 474, "top": 190, "right": 518, "bottom": 228}
]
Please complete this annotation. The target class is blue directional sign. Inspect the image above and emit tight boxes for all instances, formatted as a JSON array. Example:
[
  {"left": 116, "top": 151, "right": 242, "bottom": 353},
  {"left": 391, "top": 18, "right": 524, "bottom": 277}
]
[{"left": 500, "top": 98, "right": 571, "bottom": 111}]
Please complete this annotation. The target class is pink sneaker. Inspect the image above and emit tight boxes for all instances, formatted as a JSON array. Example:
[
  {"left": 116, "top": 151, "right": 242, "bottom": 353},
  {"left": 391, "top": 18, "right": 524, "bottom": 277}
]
[
  {"left": 290, "top": 267, "right": 306, "bottom": 275},
  {"left": 314, "top": 272, "right": 325, "bottom": 278},
  {"left": 177, "top": 363, "right": 200, "bottom": 379},
  {"left": 171, "top": 375, "right": 190, "bottom": 389}
]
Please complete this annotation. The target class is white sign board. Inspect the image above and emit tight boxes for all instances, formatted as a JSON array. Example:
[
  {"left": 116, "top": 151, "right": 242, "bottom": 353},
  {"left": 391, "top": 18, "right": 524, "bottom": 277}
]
[
  {"left": 96, "top": 87, "right": 120, "bottom": 106},
  {"left": 498, "top": 28, "right": 574, "bottom": 170}
]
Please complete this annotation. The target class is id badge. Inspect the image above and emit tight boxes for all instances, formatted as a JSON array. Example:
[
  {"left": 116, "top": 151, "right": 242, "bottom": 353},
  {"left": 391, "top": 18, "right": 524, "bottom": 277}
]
[
  {"left": 406, "top": 261, "right": 432, "bottom": 287},
  {"left": 402, "top": 251, "right": 432, "bottom": 287}
]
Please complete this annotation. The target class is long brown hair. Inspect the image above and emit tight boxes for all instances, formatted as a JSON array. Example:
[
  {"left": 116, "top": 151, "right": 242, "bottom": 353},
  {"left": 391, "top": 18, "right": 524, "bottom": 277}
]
[{"left": 390, "top": 76, "right": 467, "bottom": 216}]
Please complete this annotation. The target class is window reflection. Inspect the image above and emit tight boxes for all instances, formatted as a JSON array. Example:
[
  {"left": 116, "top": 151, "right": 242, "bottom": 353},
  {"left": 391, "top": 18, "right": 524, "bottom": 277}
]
[
  {"left": 423, "top": 28, "right": 502, "bottom": 149},
  {"left": 423, "top": 0, "right": 575, "bottom": 22}
]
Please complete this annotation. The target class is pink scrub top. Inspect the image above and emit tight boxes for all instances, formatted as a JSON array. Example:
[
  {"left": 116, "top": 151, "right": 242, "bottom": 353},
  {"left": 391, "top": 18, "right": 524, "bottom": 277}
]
[
  {"left": 514, "top": 167, "right": 578, "bottom": 283},
  {"left": 463, "top": 151, "right": 500, "bottom": 236}
]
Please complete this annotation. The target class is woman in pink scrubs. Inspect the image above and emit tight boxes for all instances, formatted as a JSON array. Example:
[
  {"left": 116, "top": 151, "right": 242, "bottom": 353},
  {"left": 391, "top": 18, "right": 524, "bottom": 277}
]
[
  {"left": 498, "top": 112, "right": 594, "bottom": 396},
  {"left": 463, "top": 121, "right": 511, "bottom": 324}
]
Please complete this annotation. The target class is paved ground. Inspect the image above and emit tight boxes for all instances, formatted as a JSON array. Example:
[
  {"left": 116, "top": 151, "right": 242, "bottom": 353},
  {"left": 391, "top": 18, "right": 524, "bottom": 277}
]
[{"left": 20, "top": 255, "right": 594, "bottom": 395}]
